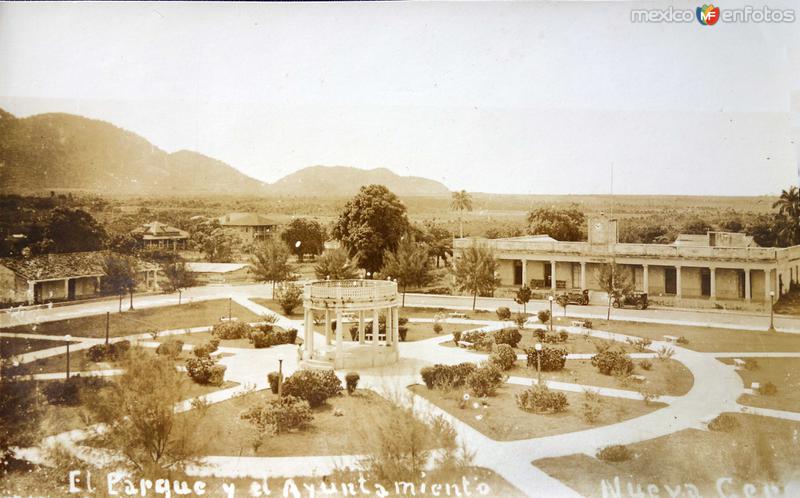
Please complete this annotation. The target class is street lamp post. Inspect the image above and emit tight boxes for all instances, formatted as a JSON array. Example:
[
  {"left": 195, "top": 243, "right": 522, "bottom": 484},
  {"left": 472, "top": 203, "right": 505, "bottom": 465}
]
[
  {"left": 769, "top": 290, "right": 776, "bottom": 332},
  {"left": 534, "top": 342, "right": 543, "bottom": 385},
  {"left": 548, "top": 295, "right": 554, "bottom": 333},
  {"left": 64, "top": 334, "right": 72, "bottom": 380},
  {"left": 277, "top": 358, "right": 284, "bottom": 397},
  {"left": 228, "top": 297, "right": 232, "bottom": 322}
]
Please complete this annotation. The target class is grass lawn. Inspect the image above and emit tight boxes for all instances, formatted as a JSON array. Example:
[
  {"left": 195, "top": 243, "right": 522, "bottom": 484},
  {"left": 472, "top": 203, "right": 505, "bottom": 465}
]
[
  {"left": 0, "top": 299, "right": 263, "bottom": 338},
  {"left": 403, "top": 322, "right": 476, "bottom": 342},
  {"left": 1, "top": 337, "right": 64, "bottom": 359},
  {"left": 250, "top": 298, "right": 303, "bottom": 320},
  {"left": 774, "top": 288, "right": 800, "bottom": 315},
  {"left": 191, "top": 389, "right": 435, "bottom": 457},
  {"left": 157, "top": 331, "right": 256, "bottom": 349},
  {"left": 400, "top": 306, "right": 495, "bottom": 320},
  {"left": 508, "top": 358, "right": 693, "bottom": 397},
  {"left": 566, "top": 316, "right": 800, "bottom": 353},
  {"left": 717, "top": 357, "right": 800, "bottom": 412},
  {"left": 409, "top": 383, "right": 665, "bottom": 441},
  {"left": 534, "top": 413, "right": 800, "bottom": 497}
]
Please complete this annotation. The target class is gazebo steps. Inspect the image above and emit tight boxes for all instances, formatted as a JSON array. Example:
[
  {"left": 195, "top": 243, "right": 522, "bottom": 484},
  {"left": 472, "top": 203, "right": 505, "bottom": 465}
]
[{"left": 301, "top": 358, "right": 335, "bottom": 370}]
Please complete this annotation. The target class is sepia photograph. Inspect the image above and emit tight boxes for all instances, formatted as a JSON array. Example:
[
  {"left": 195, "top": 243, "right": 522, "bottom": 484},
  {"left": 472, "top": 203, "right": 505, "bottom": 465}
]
[{"left": 0, "top": 1, "right": 799, "bottom": 497}]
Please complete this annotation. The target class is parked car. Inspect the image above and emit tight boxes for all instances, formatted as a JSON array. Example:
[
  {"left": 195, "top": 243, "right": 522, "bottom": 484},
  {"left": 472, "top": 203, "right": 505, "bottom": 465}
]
[
  {"left": 562, "top": 289, "right": 590, "bottom": 305},
  {"left": 612, "top": 291, "right": 648, "bottom": 310}
]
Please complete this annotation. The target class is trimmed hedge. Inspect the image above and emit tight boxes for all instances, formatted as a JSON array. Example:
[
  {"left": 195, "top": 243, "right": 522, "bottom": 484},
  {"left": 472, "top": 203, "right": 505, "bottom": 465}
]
[
  {"left": 516, "top": 384, "right": 568, "bottom": 414},
  {"left": 597, "top": 445, "right": 631, "bottom": 462},
  {"left": 489, "top": 344, "right": 517, "bottom": 371},
  {"left": 268, "top": 372, "right": 281, "bottom": 394},
  {"left": 523, "top": 346, "right": 568, "bottom": 372},
  {"left": 420, "top": 363, "right": 477, "bottom": 390},
  {"left": 281, "top": 369, "right": 342, "bottom": 408},
  {"left": 496, "top": 307, "right": 512, "bottom": 320},
  {"left": 186, "top": 356, "right": 227, "bottom": 386},
  {"left": 249, "top": 327, "right": 297, "bottom": 348},
  {"left": 86, "top": 340, "right": 131, "bottom": 363},
  {"left": 212, "top": 321, "right": 252, "bottom": 340},
  {"left": 156, "top": 339, "right": 184, "bottom": 359},
  {"left": 708, "top": 414, "right": 740, "bottom": 432},
  {"left": 591, "top": 350, "right": 634, "bottom": 376},
  {"left": 193, "top": 338, "right": 221, "bottom": 358},
  {"left": 345, "top": 372, "right": 360, "bottom": 394},
  {"left": 494, "top": 328, "right": 522, "bottom": 348},
  {"left": 241, "top": 395, "right": 313, "bottom": 435},
  {"left": 467, "top": 363, "right": 504, "bottom": 397}
]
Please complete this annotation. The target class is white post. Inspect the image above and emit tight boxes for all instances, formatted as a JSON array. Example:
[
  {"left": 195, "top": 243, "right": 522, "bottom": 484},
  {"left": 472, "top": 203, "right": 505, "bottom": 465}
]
[
  {"left": 642, "top": 264, "right": 649, "bottom": 293},
  {"left": 745, "top": 269, "right": 751, "bottom": 301},
  {"left": 335, "top": 310, "right": 343, "bottom": 368},
  {"left": 358, "top": 310, "right": 365, "bottom": 345},
  {"left": 393, "top": 305, "right": 399, "bottom": 350},
  {"left": 521, "top": 259, "right": 528, "bottom": 286},
  {"left": 709, "top": 267, "right": 716, "bottom": 299},
  {"left": 580, "top": 262, "right": 587, "bottom": 290},
  {"left": 372, "top": 309, "right": 379, "bottom": 366},
  {"left": 325, "top": 309, "right": 331, "bottom": 346}
]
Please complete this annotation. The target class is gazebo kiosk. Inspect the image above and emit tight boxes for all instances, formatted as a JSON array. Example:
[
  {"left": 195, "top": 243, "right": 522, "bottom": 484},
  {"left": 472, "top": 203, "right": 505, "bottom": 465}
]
[{"left": 301, "top": 279, "right": 401, "bottom": 369}]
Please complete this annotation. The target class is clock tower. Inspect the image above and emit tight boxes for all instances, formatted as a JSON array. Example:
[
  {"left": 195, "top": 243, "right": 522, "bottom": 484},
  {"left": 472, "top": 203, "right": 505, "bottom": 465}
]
[{"left": 588, "top": 214, "right": 618, "bottom": 246}]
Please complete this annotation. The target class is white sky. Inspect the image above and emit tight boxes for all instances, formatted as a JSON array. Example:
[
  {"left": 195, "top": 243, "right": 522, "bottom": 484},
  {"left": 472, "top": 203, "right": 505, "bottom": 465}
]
[{"left": 1, "top": 0, "right": 798, "bottom": 195}]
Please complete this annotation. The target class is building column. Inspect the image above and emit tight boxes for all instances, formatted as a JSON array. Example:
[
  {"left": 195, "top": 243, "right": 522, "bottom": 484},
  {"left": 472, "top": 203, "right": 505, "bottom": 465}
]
[
  {"left": 64, "top": 278, "right": 70, "bottom": 299},
  {"left": 324, "top": 309, "right": 331, "bottom": 346},
  {"left": 764, "top": 269, "right": 772, "bottom": 302},
  {"left": 676, "top": 266, "right": 682, "bottom": 299},
  {"left": 642, "top": 264, "right": 649, "bottom": 293},
  {"left": 372, "top": 309, "right": 380, "bottom": 366},
  {"left": 96, "top": 276, "right": 101, "bottom": 293},
  {"left": 580, "top": 262, "right": 587, "bottom": 290},
  {"left": 550, "top": 260, "right": 557, "bottom": 292},
  {"left": 27, "top": 281, "right": 35, "bottom": 304},
  {"left": 709, "top": 267, "right": 716, "bottom": 299},
  {"left": 335, "top": 310, "right": 343, "bottom": 368},
  {"left": 521, "top": 259, "right": 528, "bottom": 286},
  {"left": 358, "top": 310, "right": 365, "bottom": 344},
  {"left": 744, "top": 269, "right": 751, "bottom": 301}
]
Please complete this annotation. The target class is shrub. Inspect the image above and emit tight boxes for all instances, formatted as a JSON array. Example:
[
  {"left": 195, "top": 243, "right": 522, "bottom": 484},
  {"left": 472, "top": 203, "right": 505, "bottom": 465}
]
[
  {"left": 345, "top": 372, "right": 360, "bottom": 394},
  {"left": 541, "top": 330, "right": 569, "bottom": 344},
  {"left": 277, "top": 283, "right": 303, "bottom": 315},
  {"left": 493, "top": 328, "right": 522, "bottom": 348},
  {"left": 467, "top": 363, "right": 504, "bottom": 397},
  {"left": 591, "top": 350, "right": 634, "bottom": 376},
  {"left": 516, "top": 384, "right": 568, "bottom": 414},
  {"left": 156, "top": 339, "right": 184, "bottom": 359},
  {"left": 513, "top": 313, "right": 527, "bottom": 329},
  {"left": 744, "top": 358, "right": 759, "bottom": 371},
  {"left": 349, "top": 325, "right": 359, "bottom": 341},
  {"left": 212, "top": 321, "right": 252, "bottom": 340},
  {"left": 656, "top": 346, "right": 675, "bottom": 361},
  {"left": 582, "top": 320, "right": 593, "bottom": 329},
  {"left": 193, "top": 338, "right": 221, "bottom": 358},
  {"left": 626, "top": 337, "right": 652, "bottom": 352},
  {"left": 581, "top": 390, "right": 602, "bottom": 423},
  {"left": 86, "top": 341, "right": 131, "bottom": 362},
  {"left": 524, "top": 346, "right": 568, "bottom": 372},
  {"left": 489, "top": 344, "right": 517, "bottom": 371},
  {"left": 758, "top": 381, "right": 777, "bottom": 396},
  {"left": 281, "top": 369, "right": 342, "bottom": 408},
  {"left": 534, "top": 328, "right": 547, "bottom": 341},
  {"left": 676, "top": 336, "right": 690, "bottom": 345},
  {"left": 420, "top": 363, "right": 477, "bottom": 390},
  {"left": 496, "top": 307, "right": 512, "bottom": 321},
  {"left": 452, "top": 331, "right": 462, "bottom": 344},
  {"left": 708, "top": 413, "right": 740, "bottom": 432},
  {"left": 558, "top": 330, "right": 569, "bottom": 343},
  {"left": 249, "top": 328, "right": 295, "bottom": 348},
  {"left": 287, "top": 328, "right": 298, "bottom": 344},
  {"left": 537, "top": 310, "right": 551, "bottom": 325},
  {"left": 433, "top": 323, "right": 443, "bottom": 335},
  {"left": 597, "top": 445, "right": 631, "bottom": 462},
  {"left": 42, "top": 378, "right": 81, "bottom": 406},
  {"left": 460, "top": 330, "right": 494, "bottom": 351},
  {"left": 639, "top": 359, "right": 653, "bottom": 371},
  {"left": 186, "top": 356, "right": 218, "bottom": 385},
  {"left": 399, "top": 326, "right": 408, "bottom": 342},
  {"left": 241, "top": 395, "right": 313, "bottom": 435},
  {"left": 268, "top": 372, "right": 281, "bottom": 394},
  {"left": 113, "top": 340, "right": 131, "bottom": 357},
  {"left": 208, "top": 364, "right": 227, "bottom": 387}
]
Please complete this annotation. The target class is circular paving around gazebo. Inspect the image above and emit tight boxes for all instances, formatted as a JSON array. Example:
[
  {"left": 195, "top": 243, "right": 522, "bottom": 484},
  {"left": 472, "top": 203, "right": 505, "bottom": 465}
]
[{"left": 301, "top": 279, "right": 401, "bottom": 369}]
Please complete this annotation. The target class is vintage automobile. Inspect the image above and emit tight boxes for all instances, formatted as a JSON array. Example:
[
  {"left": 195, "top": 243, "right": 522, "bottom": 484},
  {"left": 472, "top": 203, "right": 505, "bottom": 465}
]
[
  {"left": 562, "top": 289, "right": 590, "bottom": 305},
  {"left": 612, "top": 291, "right": 648, "bottom": 310}
]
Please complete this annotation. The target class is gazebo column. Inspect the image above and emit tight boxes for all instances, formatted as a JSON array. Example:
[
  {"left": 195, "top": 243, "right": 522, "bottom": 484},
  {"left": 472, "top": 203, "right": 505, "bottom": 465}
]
[
  {"left": 358, "top": 310, "right": 365, "bottom": 344},
  {"left": 304, "top": 309, "right": 314, "bottom": 359},
  {"left": 372, "top": 309, "right": 379, "bottom": 366},
  {"left": 393, "top": 306, "right": 400, "bottom": 351},
  {"left": 335, "top": 310, "right": 343, "bottom": 368},
  {"left": 325, "top": 309, "right": 332, "bottom": 346}
]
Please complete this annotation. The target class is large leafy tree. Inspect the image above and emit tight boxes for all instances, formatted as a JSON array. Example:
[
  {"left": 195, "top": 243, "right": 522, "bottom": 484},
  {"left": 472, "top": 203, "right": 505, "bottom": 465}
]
[
  {"left": 596, "top": 262, "right": 634, "bottom": 320},
  {"left": 43, "top": 207, "right": 106, "bottom": 253},
  {"left": 102, "top": 254, "right": 138, "bottom": 312},
  {"left": 773, "top": 186, "right": 800, "bottom": 246},
  {"left": 381, "top": 237, "right": 435, "bottom": 306},
  {"left": 280, "top": 218, "right": 327, "bottom": 262},
  {"left": 526, "top": 206, "right": 585, "bottom": 241},
  {"left": 251, "top": 238, "right": 295, "bottom": 294},
  {"left": 162, "top": 260, "right": 196, "bottom": 304},
  {"left": 422, "top": 222, "right": 453, "bottom": 268},
  {"left": 452, "top": 242, "right": 501, "bottom": 310},
  {"left": 84, "top": 350, "right": 207, "bottom": 475},
  {"left": 450, "top": 190, "right": 473, "bottom": 238},
  {"left": 314, "top": 247, "right": 359, "bottom": 280},
  {"left": 333, "top": 185, "right": 410, "bottom": 273}
]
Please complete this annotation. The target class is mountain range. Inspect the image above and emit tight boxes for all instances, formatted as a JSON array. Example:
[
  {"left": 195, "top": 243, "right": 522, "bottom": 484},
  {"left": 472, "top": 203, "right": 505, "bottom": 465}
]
[{"left": 0, "top": 108, "right": 450, "bottom": 197}]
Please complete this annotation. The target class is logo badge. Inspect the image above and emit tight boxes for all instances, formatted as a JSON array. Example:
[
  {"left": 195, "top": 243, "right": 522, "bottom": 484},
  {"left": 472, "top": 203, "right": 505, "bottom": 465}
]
[{"left": 697, "top": 4, "right": 721, "bottom": 25}]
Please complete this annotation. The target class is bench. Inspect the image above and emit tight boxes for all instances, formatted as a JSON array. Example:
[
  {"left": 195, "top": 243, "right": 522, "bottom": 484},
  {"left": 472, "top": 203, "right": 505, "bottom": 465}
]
[
  {"left": 733, "top": 358, "right": 746, "bottom": 368},
  {"left": 219, "top": 316, "right": 239, "bottom": 323},
  {"left": 449, "top": 312, "right": 467, "bottom": 319},
  {"left": 571, "top": 320, "right": 587, "bottom": 328},
  {"left": 663, "top": 335, "right": 679, "bottom": 343},
  {"left": 458, "top": 341, "right": 474, "bottom": 349},
  {"left": 751, "top": 382, "right": 760, "bottom": 390},
  {"left": 630, "top": 375, "right": 647, "bottom": 383}
]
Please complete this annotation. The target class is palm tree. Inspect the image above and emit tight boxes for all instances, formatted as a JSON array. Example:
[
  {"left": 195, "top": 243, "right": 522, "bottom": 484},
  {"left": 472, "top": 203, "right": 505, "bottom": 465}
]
[
  {"left": 773, "top": 186, "right": 800, "bottom": 245},
  {"left": 450, "top": 190, "right": 473, "bottom": 238}
]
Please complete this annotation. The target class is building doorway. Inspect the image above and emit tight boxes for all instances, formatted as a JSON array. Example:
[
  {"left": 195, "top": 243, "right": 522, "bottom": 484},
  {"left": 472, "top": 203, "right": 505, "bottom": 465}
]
[
  {"left": 513, "top": 260, "right": 523, "bottom": 286},
  {"left": 665, "top": 267, "right": 677, "bottom": 295},
  {"left": 67, "top": 279, "right": 76, "bottom": 300},
  {"left": 700, "top": 269, "right": 711, "bottom": 297},
  {"left": 544, "top": 262, "right": 552, "bottom": 287}
]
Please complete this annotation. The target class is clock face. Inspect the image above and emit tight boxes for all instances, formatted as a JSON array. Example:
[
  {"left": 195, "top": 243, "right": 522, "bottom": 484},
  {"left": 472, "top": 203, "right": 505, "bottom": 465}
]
[{"left": 594, "top": 222, "right": 603, "bottom": 231}]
